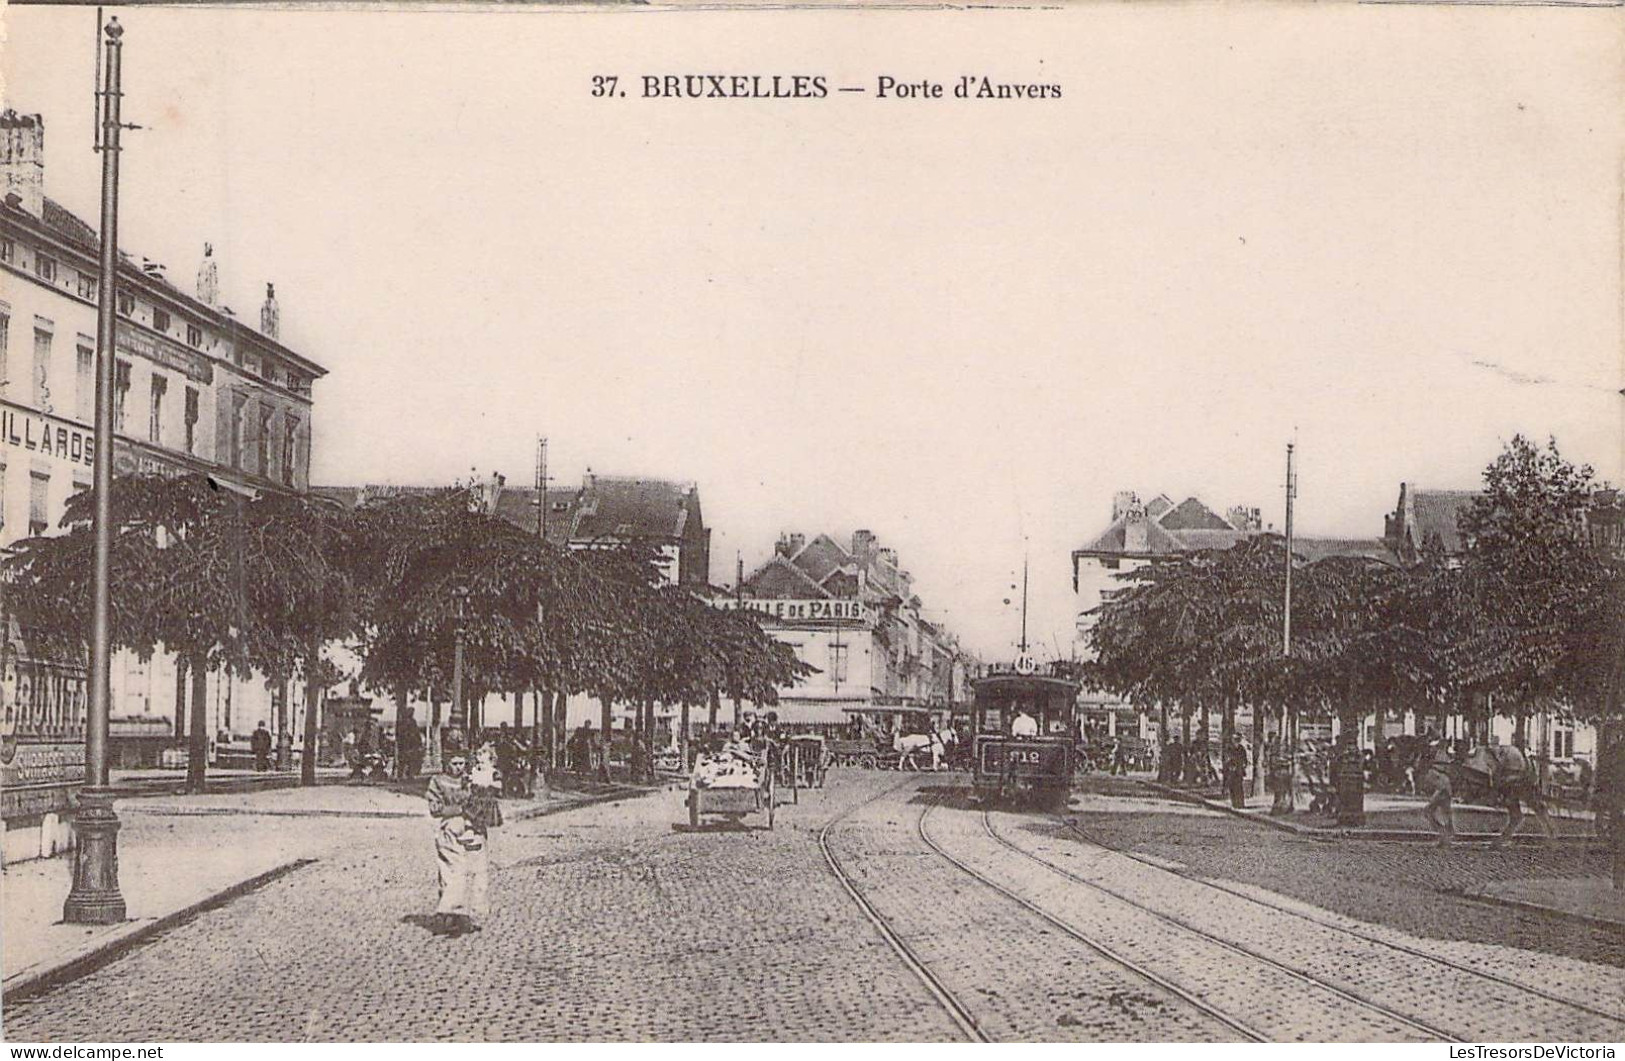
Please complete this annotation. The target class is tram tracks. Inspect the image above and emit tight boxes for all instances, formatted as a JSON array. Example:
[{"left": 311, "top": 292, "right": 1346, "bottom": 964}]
[
  {"left": 818, "top": 779, "right": 990, "bottom": 1043},
  {"left": 822, "top": 778, "right": 1378, "bottom": 1041},
  {"left": 1049, "top": 812, "right": 1625, "bottom": 1035},
  {"left": 974, "top": 809, "right": 1459, "bottom": 1042}
]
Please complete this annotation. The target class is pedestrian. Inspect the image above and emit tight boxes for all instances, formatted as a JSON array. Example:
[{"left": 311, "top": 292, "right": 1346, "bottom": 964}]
[
  {"left": 1164, "top": 736, "right": 1185, "bottom": 785},
  {"left": 251, "top": 721, "right": 273, "bottom": 773},
  {"left": 572, "top": 721, "right": 598, "bottom": 770},
  {"left": 1225, "top": 733, "right": 1248, "bottom": 809},
  {"left": 343, "top": 729, "right": 361, "bottom": 778},
  {"left": 425, "top": 750, "right": 496, "bottom": 936}
]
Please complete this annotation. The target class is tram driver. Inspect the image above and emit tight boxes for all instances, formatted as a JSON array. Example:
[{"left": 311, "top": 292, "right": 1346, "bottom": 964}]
[{"left": 1010, "top": 709, "right": 1039, "bottom": 737}]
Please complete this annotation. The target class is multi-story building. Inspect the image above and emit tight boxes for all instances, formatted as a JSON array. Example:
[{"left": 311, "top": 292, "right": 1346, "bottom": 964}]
[
  {"left": 729, "top": 530, "right": 966, "bottom": 733},
  {"left": 0, "top": 111, "right": 327, "bottom": 862},
  {"left": 315, "top": 470, "right": 712, "bottom": 736},
  {"left": 1071, "top": 491, "right": 1393, "bottom": 742}
]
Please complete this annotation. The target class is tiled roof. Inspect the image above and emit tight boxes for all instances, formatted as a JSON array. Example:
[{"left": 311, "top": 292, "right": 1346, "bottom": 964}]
[
  {"left": 490, "top": 486, "right": 581, "bottom": 545},
  {"left": 571, "top": 476, "right": 694, "bottom": 542},
  {"left": 791, "top": 535, "right": 853, "bottom": 583},
  {"left": 1292, "top": 537, "right": 1399, "bottom": 564},
  {"left": 1158, "top": 497, "right": 1236, "bottom": 531},
  {"left": 1410, "top": 489, "right": 1478, "bottom": 554},
  {"left": 743, "top": 556, "right": 832, "bottom": 599},
  {"left": 42, "top": 197, "right": 98, "bottom": 251}
]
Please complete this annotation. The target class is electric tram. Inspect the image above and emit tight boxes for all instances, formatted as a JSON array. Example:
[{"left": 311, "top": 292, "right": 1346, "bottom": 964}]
[{"left": 970, "top": 657, "right": 1080, "bottom": 806}]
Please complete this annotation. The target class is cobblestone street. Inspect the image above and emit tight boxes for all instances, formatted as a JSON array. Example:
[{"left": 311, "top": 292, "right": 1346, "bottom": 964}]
[{"left": 5, "top": 770, "right": 1623, "bottom": 1042}]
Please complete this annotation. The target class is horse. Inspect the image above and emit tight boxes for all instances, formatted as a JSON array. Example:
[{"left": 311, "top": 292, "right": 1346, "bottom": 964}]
[
  {"left": 894, "top": 731, "right": 946, "bottom": 772},
  {"left": 1415, "top": 740, "right": 1556, "bottom": 847}
]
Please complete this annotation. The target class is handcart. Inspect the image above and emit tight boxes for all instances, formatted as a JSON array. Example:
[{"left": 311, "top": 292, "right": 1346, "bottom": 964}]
[
  {"left": 787, "top": 734, "right": 829, "bottom": 791},
  {"left": 687, "top": 750, "right": 776, "bottom": 830}
]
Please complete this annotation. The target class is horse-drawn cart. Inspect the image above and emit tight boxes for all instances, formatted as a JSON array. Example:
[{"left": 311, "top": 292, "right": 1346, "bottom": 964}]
[
  {"left": 687, "top": 750, "right": 775, "bottom": 829},
  {"left": 828, "top": 738, "right": 879, "bottom": 769}
]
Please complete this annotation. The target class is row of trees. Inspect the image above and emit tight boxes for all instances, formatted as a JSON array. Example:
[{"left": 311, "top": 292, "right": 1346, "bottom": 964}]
[
  {"left": 1, "top": 474, "right": 811, "bottom": 791},
  {"left": 1083, "top": 437, "right": 1624, "bottom": 823}
]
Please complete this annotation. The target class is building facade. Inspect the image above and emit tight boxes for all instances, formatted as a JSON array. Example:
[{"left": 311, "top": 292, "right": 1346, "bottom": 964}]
[
  {"left": 0, "top": 111, "right": 327, "bottom": 862},
  {"left": 729, "top": 530, "right": 967, "bottom": 732}
]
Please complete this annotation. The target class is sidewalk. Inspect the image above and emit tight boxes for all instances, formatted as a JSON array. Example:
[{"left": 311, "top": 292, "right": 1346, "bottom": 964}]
[
  {"left": 1465, "top": 877, "right": 1625, "bottom": 931},
  {"left": 1, "top": 776, "right": 654, "bottom": 1002},
  {"left": 1138, "top": 778, "right": 1600, "bottom": 843}
]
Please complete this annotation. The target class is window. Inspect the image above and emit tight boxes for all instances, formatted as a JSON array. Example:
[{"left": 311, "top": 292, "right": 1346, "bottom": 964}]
[
  {"left": 829, "top": 643, "right": 849, "bottom": 685},
  {"left": 0, "top": 307, "right": 9, "bottom": 394},
  {"left": 186, "top": 323, "right": 203, "bottom": 349},
  {"left": 117, "top": 292, "right": 134, "bottom": 317},
  {"left": 35, "top": 256, "right": 56, "bottom": 283},
  {"left": 184, "top": 386, "right": 200, "bottom": 455},
  {"left": 151, "top": 308, "right": 171, "bottom": 333},
  {"left": 230, "top": 394, "right": 248, "bottom": 468},
  {"left": 0, "top": 238, "right": 13, "bottom": 264},
  {"left": 31, "top": 327, "right": 51, "bottom": 407},
  {"left": 281, "top": 416, "right": 298, "bottom": 486},
  {"left": 28, "top": 472, "right": 49, "bottom": 537},
  {"left": 76, "top": 272, "right": 98, "bottom": 302},
  {"left": 76, "top": 344, "right": 94, "bottom": 422},
  {"left": 256, "top": 403, "right": 272, "bottom": 475},
  {"left": 263, "top": 363, "right": 279, "bottom": 386},
  {"left": 113, "top": 361, "right": 131, "bottom": 433},
  {"left": 149, "top": 375, "right": 167, "bottom": 444}
]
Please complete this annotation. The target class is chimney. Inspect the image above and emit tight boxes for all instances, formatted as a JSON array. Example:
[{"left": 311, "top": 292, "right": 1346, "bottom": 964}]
[
  {"left": 1122, "top": 499, "right": 1149, "bottom": 552},
  {"left": 877, "top": 547, "right": 898, "bottom": 568},
  {"left": 1112, "top": 490, "right": 1139, "bottom": 523},
  {"left": 776, "top": 532, "right": 804, "bottom": 557},
  {"left": 260, "top": 282, "right": 280, "bottom": 340},
  {"left": 852, "top": 529, "right": 876, "bottom": 563},
  {"left": 196, "top": 243, "right": 220, "bottom": 307},
  {"left": 0, "top": 111, "right": 44, "bottom": 217},
  {"left": 1226, "top": 505, "right": 1262, "bottom": 533}
]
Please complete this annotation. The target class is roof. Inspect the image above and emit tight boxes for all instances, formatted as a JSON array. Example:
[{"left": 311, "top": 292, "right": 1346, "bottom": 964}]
[
  {"left": 569, "top": 476, "right": 696, "bottom": 542},
  {"left": 1409, "top": 489, "right": 1478, "bottom": 554},
  {"left": 791, "top": 534, "right": 854, "bottom": 584},
  {"left": 490, "top": 486, "right": 581, "bottom": 546},
  {"left": 2, "top": 194, "right": 328, "bottom": 379},
  {"left": 743, "top": 556, "right": 833, "bottom": 599},
  {"left": 1292, "top": 537, "right": 1398, "bottom": 564},
  {"left": 1158, "top": 497, "right": 1236, "bottom": 531}
]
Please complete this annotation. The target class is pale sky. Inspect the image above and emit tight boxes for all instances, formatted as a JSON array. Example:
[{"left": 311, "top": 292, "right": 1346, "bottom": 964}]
[{"left": 4, "top": 4, "right": 1620, "bottom": 659}]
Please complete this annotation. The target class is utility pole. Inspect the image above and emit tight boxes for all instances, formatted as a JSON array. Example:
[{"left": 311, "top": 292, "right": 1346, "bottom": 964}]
[
  {"left": 732, "top": 552, "right": 743, "bottom": 728},
  {"left": 1019, "top": 554, "right": 1030, "bottom": 656},
  {"left": 1270, "top": 441, "right": 1298, "bottom": 815},
  {"left": 539, "top": 435, "right": 559, "bottom": 773},
  {"left": 65, "top": 14, "right": 129, "bottom": 925}
]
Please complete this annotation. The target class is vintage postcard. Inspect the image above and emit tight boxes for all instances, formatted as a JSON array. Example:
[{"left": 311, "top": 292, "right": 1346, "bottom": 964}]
[{"left": 1, "top": 1, "right": 1622, "bottom": 1048}]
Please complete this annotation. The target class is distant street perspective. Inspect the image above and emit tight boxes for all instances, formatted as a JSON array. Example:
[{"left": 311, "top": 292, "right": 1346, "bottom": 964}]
[
  {"left": 3, "top": 4, "right": 1624, "bottom": 1047},
  {"left": 4, "top": 770, "right": 1623, "bottom": 1042}
]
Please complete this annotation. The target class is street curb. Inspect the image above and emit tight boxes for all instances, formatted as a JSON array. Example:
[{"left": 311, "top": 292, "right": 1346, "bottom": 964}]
[
  {"left": 1, "top": 858, "right": 317, "bottom": 1005},
  {"left": 1134, "top": 780, "right": 1598, "bottom": 846},
  {"left": 1453, "top": 888, "right": 1625, "bottom": 935},
  {"left": 508, "top": 783, "right": 661, "bottom": 821}
]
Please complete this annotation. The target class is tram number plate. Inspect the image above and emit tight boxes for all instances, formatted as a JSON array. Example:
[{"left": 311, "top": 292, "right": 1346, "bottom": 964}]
[{"left": 980, "top": 741, "right": 1065, "bottom": 776}]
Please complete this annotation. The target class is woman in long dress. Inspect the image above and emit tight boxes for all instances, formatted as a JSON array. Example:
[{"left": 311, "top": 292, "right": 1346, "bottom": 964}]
[{"left": 426, "top": 752, "right": 489, "bottom": 936}]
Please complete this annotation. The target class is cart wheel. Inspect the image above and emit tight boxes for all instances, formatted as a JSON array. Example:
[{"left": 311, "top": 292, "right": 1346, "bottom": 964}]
[
  {"left": 688, "top": 793, "right": 699, "bottom": 829},
  {"left": 860, "top": 754, "right": 877, "bottom": 770}
]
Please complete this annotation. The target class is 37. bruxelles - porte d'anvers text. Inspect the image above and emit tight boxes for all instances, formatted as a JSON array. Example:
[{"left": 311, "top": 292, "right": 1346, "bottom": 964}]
[{"left": 639, "top": 74, "right": 1063, "bottom": 99}]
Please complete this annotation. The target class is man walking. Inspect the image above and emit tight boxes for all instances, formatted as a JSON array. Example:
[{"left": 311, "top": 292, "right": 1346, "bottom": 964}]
[
  {"left": 251, "top": 721, "right": 273, "bottom": 773},
  {"left": 1225, "top": 733, "right": 1248, "bottom": 808}
]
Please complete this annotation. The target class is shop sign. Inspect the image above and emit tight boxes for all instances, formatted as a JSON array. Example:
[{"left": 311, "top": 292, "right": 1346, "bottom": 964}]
[
  {"left": 1, "top": 641, "right": 87, "bottom": 821},
  {"left": 714, "top": 598, "right": 873, "bottom": 623},
  {"left": 0, "top": 402, "right": 95, "bottom": 467},
  {"left": 117, "top": 321, "right": 214, "bottom": 384}
]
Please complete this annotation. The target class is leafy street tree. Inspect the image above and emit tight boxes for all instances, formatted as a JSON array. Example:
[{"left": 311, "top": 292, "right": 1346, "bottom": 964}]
[{"left": 3, "top": 474, "right": 278, "bottom": 793}]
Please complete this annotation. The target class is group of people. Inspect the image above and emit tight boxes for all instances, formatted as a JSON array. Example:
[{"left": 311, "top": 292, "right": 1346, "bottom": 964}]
[{"left": 1158, "top": 733, "right": 1250, "bottom": 808}]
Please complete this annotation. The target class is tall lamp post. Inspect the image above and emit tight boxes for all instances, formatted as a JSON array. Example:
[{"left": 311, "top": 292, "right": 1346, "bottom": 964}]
[
  {"left": 65, "top": 17, "right": 129, "bottom": 925},
  {"left": 452, "top": 586, "right": 469, "bottom": 745}
]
